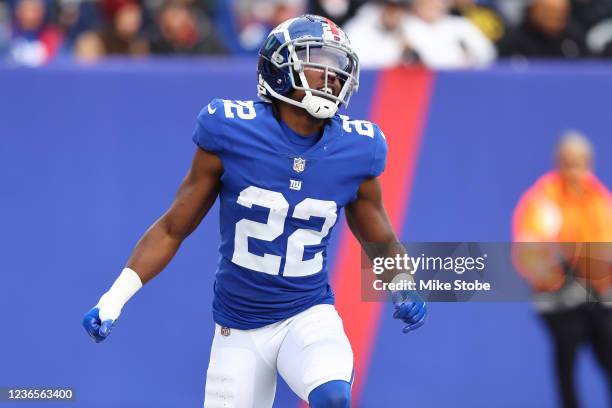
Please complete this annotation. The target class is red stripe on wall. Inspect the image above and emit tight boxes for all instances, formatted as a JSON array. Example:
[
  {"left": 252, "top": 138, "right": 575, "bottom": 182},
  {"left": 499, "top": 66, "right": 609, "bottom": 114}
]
[{"left": 326, "top": 67, "right": 433, "bottom": 407}]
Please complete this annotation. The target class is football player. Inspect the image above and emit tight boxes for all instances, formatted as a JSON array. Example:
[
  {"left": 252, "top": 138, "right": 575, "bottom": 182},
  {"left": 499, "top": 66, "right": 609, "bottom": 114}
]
[{"left": 83, "top": 15, "right": 426, "bottom": 408}]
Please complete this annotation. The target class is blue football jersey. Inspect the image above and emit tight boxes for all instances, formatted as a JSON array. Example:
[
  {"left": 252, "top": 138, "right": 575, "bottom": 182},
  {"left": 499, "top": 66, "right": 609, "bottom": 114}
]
[{"left": 192, "top": 99, "right": 387, "bottom": 329}]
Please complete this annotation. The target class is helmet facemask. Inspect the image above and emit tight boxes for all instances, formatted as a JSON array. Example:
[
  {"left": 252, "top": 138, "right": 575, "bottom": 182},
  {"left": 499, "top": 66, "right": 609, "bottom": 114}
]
[{"left": 262, "top": 37, "right": 360, "bottom": 119}]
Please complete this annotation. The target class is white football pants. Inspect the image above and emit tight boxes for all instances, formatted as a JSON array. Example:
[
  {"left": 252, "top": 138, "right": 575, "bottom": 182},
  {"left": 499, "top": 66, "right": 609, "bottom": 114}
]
[{"left": 203, "top": 304, "right": 354, "bottom": 408}]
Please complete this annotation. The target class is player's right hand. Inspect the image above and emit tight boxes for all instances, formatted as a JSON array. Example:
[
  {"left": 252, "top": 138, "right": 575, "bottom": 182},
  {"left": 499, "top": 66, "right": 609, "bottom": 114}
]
[
  {"left": 82, "top": 268, "right": 142, "bottom": 343},
  {"left": 82, "top": 307, "right": 117, "bottom": 343}
]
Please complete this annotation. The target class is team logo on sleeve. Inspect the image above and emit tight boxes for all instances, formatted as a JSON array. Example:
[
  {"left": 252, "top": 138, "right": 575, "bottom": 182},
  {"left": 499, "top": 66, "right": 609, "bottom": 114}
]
[{"left": 293, "top": 157, "right": 306, "bottom": 173}]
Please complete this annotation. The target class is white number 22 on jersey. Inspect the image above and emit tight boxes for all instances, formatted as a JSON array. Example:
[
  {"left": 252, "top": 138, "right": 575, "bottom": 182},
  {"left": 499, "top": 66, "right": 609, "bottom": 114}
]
[{"left": 231, "top": 186, "right": 337, "bottom": 277}]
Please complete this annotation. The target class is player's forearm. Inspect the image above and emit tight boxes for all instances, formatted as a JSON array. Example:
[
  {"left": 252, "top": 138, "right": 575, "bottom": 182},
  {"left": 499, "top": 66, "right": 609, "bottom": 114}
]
[
  {"left": 346, "top": 205, "right": 412, "bottom": 284},
  {"left": 125, "top": 217, "right": 185, "bottom": 284},
  {"left": 90, "top": 219, "right": 184, "bottom": 322},
  {"left": 364, "top": 238, "right": 414, "bottom": 286}
]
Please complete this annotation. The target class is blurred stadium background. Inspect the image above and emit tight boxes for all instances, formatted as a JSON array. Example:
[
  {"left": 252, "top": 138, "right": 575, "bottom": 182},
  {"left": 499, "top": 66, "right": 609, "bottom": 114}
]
[{"left": 1, "top": 0, "right": 612, "bottom": 407}]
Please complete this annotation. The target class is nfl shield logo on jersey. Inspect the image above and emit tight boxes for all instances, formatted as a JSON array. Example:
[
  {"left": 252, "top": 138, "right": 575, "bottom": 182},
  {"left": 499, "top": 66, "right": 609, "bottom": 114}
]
[
  {"left": 220, "top": 327, "right": 231, "bottom": 336},
  {"left": 293, "top": 157, "right": 306, "bottom": 173}
]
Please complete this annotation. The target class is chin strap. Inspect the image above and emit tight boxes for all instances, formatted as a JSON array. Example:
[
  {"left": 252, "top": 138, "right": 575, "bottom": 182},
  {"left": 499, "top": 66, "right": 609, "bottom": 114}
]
[
  {"left": 263, "top": 81, "right": 339, "bottom": 119},
  {"left": 302, "top": 94, "right": 338, "bottom": 119}
]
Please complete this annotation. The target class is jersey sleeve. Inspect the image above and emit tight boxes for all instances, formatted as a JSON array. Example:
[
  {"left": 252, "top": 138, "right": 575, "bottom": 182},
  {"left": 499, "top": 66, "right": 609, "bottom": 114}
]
[
  {"left": 369, "top": 124, "right": 388, "bottom": 177},
  {"left": 192, "top": 98, "right": 224, "bottom": 154}
]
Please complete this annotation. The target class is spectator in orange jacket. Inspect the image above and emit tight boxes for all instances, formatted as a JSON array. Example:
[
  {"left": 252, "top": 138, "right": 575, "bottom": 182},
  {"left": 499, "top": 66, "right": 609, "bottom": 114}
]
[{"left": 512, "top": 131, "right": 612, "bottom": 408}]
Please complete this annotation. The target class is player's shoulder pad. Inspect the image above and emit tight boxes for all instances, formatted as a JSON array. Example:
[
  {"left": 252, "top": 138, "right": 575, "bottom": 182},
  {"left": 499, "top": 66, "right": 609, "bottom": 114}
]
[
  {"left": 193, "top": 98, "right": 259, "bottom": 153},
  {"left": 336, "top": 114, "right": 387, "bottom": 177},
  {"left": 197, "top": 99, "right": 259, "bottom": 130},
  {"left": 336, "top": 114, "right": 386, "bottom": 142}
]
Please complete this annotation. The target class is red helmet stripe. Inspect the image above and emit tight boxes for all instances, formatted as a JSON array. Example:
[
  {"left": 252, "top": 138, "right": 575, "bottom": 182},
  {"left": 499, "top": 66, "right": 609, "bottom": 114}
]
[{"left": 325, "top": 18, "right": 341, "bottom": 41}]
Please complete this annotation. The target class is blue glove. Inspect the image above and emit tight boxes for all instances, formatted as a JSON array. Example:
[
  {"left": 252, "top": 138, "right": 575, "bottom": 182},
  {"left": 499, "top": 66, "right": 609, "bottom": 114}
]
[
  {"left": 82, "top": 307, "right": 116, "bottom": 343},
  {"left": 392, "top": 291, "right": 427, "bottom": 333}
]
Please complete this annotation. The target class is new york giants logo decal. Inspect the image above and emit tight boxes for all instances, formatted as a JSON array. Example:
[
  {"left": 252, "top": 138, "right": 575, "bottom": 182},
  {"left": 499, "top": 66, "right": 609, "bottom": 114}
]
[
  {"left": 322, "top": 19, "right": 342, "bottom": 42},
  {"left": 289, "top": 179, "right": 302, "bottom": 191}
]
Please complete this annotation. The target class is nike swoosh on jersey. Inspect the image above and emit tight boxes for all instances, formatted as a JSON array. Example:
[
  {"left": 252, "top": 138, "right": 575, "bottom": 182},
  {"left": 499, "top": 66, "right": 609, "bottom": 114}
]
[{"left": 208, "top": 104, "right": 217, "bottom": 114}]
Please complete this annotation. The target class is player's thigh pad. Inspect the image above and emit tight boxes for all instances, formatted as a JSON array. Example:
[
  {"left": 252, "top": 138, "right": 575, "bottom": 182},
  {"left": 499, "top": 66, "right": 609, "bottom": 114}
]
[
  {"left": 204, "top": 324, "right": 278, "bottom": 408},
  {"left": 277, "top": 305, "right": 354, "bottom": 402}
]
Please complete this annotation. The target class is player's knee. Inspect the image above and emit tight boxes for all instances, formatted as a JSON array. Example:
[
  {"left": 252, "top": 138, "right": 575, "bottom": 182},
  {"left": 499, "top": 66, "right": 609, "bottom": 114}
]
[{"left": 308, "top": 380, "right": 351, "bottom": 408}]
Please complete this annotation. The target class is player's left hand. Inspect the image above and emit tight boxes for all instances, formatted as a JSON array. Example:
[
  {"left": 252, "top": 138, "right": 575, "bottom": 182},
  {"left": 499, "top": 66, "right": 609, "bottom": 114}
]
[{"left": 392, "top": 291, "right": 427, "bottom": 333}]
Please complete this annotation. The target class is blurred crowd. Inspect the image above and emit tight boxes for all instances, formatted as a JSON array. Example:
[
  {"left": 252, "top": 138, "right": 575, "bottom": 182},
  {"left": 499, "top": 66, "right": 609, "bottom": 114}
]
[{"left": 2, "top": 0, "right": 612, "bottom": 67}]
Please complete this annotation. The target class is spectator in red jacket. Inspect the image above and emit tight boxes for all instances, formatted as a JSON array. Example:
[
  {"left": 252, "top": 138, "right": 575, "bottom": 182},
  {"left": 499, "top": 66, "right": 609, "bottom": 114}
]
[{"left": 99, "top": 1, "right": 149, "bottom": 56}]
